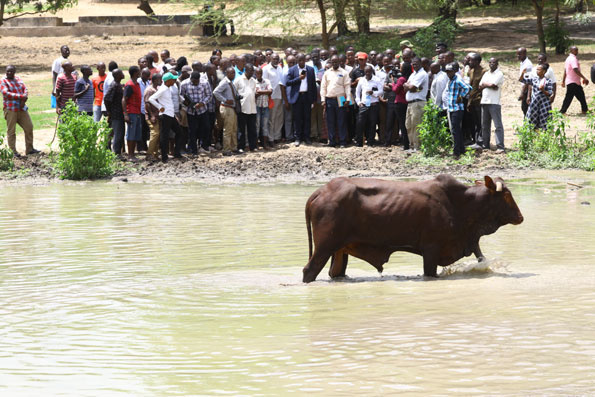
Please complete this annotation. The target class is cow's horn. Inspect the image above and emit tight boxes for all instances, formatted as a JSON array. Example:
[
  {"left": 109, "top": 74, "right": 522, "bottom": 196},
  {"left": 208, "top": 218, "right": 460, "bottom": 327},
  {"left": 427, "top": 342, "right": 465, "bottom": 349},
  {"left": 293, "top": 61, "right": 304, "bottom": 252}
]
[{"left": 496, "top": 182, "right": 503, "bottom": 192}]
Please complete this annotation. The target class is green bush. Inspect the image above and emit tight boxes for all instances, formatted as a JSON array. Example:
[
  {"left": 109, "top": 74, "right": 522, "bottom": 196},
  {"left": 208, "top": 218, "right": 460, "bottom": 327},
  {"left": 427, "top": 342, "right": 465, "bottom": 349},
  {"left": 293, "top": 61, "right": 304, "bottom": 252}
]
[
  {"left": 0, "top": 130, "right": 14, "bottom": 171},
  {"left": 544, "top": 19, "right": 572, "bottom": 55},
  {"left": 52, "top": 101, "right": 116, "bottom": 180},
  {"left": 335, "top": 30, "right": 401, "bottom": 54},
  {"left": 509, "top": 110, "right": 595, "bottom": 170},
  {"left": 412, "top": 17, "right": 460, "bottom": 58},
  {"left": 418, "top": 100, "right": 452, "bottom": 156}
]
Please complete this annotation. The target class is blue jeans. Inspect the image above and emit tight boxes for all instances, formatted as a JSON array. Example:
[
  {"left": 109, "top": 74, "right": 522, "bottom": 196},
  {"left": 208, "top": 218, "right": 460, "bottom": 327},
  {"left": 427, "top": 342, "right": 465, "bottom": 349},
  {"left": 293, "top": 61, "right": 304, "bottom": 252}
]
[
  {"left": 93, "top": 105, "right": 103, "bottom": 122},
  {"left": 126, "top": 113, "right": 142, "bottom": 141},
  {"left": 325, "top": 98, "right": 347, "bottom": 145},
  {"left": 256, "top": 106, "right": 271, "bottom": 141},
  {"left": 111, "top": 119, "right": 125, "bottom": 155},
  {"left": 448, "top": 110, "right": 465, "bottom": 156}
]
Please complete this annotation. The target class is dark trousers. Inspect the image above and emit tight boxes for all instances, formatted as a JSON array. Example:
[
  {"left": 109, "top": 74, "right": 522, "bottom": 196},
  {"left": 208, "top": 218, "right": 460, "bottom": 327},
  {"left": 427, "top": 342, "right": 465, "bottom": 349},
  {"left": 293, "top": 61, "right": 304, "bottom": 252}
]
[
  {"left": 521, "top": 90, "right": 529, "bottom": 116},
  {"left": 207, "top": 111, "right": 216, "bottom": 146},
  {"left": 396, "top": 102, "right": 409, "bottom": 149},
  {"left": 159, "top": 114, "right": 183, "bottom": 162},
  {"left": 292, "top": 93, "right": 312, "bottom": 142},
  {"left": 187, "top": 112, "right": 208, "bottom": 154},
  {"left": 468, "top": 104, "right": 483, "bottom": 144},
  {"left": 237, "top": 112, "right": 257, "bottom": 150},
  {"left": 355, "top": 103, "right": 379, "bottom": 145},
  {"left": 138, "top": 116, "right": 149, "bottom": 151},
  {"left": 111, "top": 119, "right": 125, "bottom": 155},
  {"left": 449, "top": 110, "right": 465, "bottom": 156},
  {"left": 561, "top": 83, "right": 588, "bottom": 113},
  {"left": 347, "top": 103, "right": 357, "bottom": 141},
  {"left": 326, "top": 98, "right": 347, "bottom": 146}
]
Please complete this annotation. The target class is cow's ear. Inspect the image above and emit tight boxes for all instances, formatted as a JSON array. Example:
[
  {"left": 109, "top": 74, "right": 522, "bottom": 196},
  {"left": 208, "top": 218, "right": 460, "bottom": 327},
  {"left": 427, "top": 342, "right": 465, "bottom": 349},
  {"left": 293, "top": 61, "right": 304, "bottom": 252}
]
[{"left": 484, "top": 176, "right": 496, "bottom": 191}]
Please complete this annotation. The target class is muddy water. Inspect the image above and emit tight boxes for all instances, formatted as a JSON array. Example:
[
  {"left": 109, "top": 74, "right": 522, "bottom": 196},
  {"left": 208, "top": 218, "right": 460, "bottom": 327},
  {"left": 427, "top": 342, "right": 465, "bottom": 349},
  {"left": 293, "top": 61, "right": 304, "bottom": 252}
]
[{"left": 1, "top": 177, "right": 594, "bottom": 396}]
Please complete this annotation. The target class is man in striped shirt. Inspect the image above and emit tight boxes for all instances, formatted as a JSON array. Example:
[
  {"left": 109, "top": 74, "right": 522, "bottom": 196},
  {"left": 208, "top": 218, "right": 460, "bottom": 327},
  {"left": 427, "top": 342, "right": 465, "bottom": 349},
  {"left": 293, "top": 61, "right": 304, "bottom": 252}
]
[
  {"left": 181, "top": 71, "right": 213, "bottom": 155},
  {"left": 55, "top": 61, "right": 77, "bottom": 114},
  {"left": 1, "top": 65, "right": 38, "bottom": 156},
  {"left": 444, "top": 62, "right": 471, "bottom": 158}
]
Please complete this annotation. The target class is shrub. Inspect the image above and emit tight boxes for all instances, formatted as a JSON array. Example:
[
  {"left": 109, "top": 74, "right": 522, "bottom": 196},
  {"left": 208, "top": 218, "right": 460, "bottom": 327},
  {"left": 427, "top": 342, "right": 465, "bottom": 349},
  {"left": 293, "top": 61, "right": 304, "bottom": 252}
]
[
  {"left": 544, "top": 19, "right": 572, "bottom": 55},
  {"left": 509, "top": 110, "right": 595, "bottom": 170},
  {"left": 412, "top": 17, "right": 460, "bottom": 58},
  {"left": 335, "top": 30, "right": 401, "bottom": 54},
  {"left": 418, "top": 100, "right": 452, "bottom": 156},
  {"left": 52, "top": 101, "right": 116, "bottom": 180},
  {"left": 0, "top": 130, "right": 14, "bottom": 171}
]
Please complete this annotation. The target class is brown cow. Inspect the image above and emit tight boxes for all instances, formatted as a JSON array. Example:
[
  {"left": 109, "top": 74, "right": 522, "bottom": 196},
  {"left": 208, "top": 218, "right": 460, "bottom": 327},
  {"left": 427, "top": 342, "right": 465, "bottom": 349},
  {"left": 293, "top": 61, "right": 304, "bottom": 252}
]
[{"left": 302, "top": 174, "right": 523, "bottom": 283}]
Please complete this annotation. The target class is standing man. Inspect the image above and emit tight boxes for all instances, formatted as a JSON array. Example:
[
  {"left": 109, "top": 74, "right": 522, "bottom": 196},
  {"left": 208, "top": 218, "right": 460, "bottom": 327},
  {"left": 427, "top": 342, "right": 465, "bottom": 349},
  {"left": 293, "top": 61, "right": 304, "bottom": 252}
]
[
  {"left": 234, "top": 64, "right": 258, "bottom": 152},
  {"left": 137, "top": 67, "right": 152, "bottom": 151},
  {"left": 92, "top": 62, "right": 107, "bottom": 122},
  {"left": 403, "top": 56, "right": 428, "bottom": 152},
  {"left": 254, "top": 67, "right": 273, "bottom": 149},
  {"left": 430, "top": 62, "right": 448, "bottom": 113},
  {"left": 55, "top": 61, "right": 77, "bottom": 114},
  {"left": 444, "top": 63, "right": 471, "bottom": 158},
  {"left": 213, "top": 67, "right": 240, "bottom": 156},
  {"left": 144, "top": 73, "right": 162, "bottom": 160},
  {"left": 1, "top": 65, "right": 38, "bottom": 156},
  {"left": 101, "top": 61, "right": 119, "bottom": 116},
  {"left": 560, "top": 46, "right": 589, "bottom": 114},
  {"left": 52, "top": 45, "right": 75, "bottom": 101},
  {"left": 103, "top": 69, "right": 125, "bottom": 155},
  {"left": 467, "top": 53, "right": 486, "bottom": 149},
  {"left": 73, "top": 65, "right": 94, "bottom": 116},
  {"left": 148, "top": 72, "right": 181, "bottom": 163},
  {"left": 354, "top": 65, "right": 383, "bottom": 146},
  {"left": 262, "top": 54, "right": 284, "bottom": 144},
  {"left": 285, "top": 53, "right": 317, "bottom": 146},
  {"left": 280, "top": 55, "right": 297, "bottom": 143},
  {"left": 479, "top": 58, "right": 505, "bottom": 153},
  {"left": 517, "top": 47, "right": 533, "bottom": 116},
  {"left": 122, "top": 66, "right": 143, "bottom": 160},
  {"left": 181, "top": 71, "right": 213, "bottom": 155},
  {"left": 320, "top": 55, "right": 352, "bottom": 148}
]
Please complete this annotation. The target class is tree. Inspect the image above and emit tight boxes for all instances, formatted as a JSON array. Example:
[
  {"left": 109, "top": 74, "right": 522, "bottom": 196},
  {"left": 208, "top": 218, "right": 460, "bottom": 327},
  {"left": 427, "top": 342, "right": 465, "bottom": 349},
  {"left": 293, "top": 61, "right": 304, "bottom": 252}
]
[
  {"left": 531, "top": 0, "right": 547, "bottom": 53},
  {"left": 0, "top": 0, "right": 77, "bottom": 27}
]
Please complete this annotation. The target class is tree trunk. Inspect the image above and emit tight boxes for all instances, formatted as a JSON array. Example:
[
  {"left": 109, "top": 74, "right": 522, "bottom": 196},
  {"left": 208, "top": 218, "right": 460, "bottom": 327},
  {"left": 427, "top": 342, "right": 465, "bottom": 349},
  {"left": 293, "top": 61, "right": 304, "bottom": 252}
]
[
  {"left": 555, "top": 0, "right": 560, "bottom": 24},
  {"left": 138, "top": 0, "right": 154, "bottom": 16},
  {"left": 353, "top": 0, "right": 371, "bottom": 34},
  {"left": 532, "top": 0, "right": 546, "bottom": 53},
  {"left": 0, "top": 0, "right": 6, "bottom": 27},
  {"left": 316, "top": 0, "right": 330, "bottom": 49},
  {"left": 333, "top": 0, "right": 349, "bottom": 36}
]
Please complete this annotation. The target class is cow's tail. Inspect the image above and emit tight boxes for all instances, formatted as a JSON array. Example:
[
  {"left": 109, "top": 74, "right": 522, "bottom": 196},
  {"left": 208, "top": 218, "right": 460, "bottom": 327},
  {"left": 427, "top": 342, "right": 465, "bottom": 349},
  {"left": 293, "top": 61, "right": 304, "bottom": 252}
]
[{"left": 305, "top": 195, "right": 314, "bottom": 260}]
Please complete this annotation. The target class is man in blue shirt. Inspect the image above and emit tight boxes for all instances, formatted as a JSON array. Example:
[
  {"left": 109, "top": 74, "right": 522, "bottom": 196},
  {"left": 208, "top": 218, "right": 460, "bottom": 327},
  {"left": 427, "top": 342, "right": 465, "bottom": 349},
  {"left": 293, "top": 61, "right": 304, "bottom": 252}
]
[
  {"left": 444, "top": 62, "right": 471, "bottom": 158},
  {"left": 74, "top": 65, "right": 94, "bottom": 116}
]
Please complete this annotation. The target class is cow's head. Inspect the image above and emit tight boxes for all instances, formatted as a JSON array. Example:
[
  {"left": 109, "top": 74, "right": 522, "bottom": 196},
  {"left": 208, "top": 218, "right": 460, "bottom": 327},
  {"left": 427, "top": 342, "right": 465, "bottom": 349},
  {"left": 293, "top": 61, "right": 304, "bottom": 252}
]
[{"left": 476, "top": 176, "right": 524, "bottom": 226}]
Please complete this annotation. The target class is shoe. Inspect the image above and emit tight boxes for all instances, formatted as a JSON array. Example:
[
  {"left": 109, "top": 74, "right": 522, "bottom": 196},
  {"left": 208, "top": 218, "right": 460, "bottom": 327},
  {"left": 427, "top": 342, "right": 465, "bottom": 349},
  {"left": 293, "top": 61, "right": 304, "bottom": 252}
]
[
  {"left": 199, "top": 147, "right": 209, "bottom": 155},
  {"left": 495, "top": 148, "right": 506, "bottom": 154},
  {"left": 469, "top": 143, "right": 483, "bottom": 150},
  {"left": 305, "top": 140, "right": 312, "bottom": 145},
  {"left": 215, "top": 143, "right": 223, "bottom": 150},
  {"left": 294, "top": 140, "right": 301, "bottom": 147},
  {"left": 237, "top": 149, "right": 244, "bottom": 154},
  {"left": 26, "top": 148, "right": 40, "bottom": 155},
  {"left": 339, "top": 144, "right": 346, "bottom": 149},
  {"left": 12, "top": 151, "right": 21, "bottom": 158},
  {"left": 222, "top": 151, "right": 232, "bottom": 156},
  {"left": 174, "top": 154, "right": 183, "bottom": 159}
]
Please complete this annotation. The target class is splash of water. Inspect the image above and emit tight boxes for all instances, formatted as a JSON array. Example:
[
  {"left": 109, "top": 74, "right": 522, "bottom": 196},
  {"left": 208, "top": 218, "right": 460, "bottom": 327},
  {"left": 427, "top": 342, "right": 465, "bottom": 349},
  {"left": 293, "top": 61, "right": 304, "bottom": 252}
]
[{"left": 439, "top": 258, "right": 510, "bottom": 277}]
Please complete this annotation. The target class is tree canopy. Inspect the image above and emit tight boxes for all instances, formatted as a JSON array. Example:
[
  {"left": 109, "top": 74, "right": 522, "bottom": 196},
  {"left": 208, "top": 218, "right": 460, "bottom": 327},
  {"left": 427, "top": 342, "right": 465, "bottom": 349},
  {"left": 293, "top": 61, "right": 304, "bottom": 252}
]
[{"left": 0, "top": 0, "right": 77, "bottom": 26}]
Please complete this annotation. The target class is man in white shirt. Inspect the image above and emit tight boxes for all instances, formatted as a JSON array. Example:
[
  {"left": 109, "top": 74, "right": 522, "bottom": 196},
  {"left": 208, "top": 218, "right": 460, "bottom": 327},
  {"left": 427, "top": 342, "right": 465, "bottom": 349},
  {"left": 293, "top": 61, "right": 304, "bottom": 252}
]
[
  {"left": 430, "top": 62, "right": 448, "bottom": 111},
  {"left": 479, "top": 58, "right": 505, "bottom": 153},
  {"left": 354, "top": 66, "right": 383, "bottom": 146},
  {"left": 148, "top": 72, "right": 181, "bottom": 163},
  {"left": 404, "top": 56, "right": 429, "bottom": 151},
  {"left": 262, "top": 54, "right": 284, "bottom": 143},
  {"left": 320, "top": 55, "right": 352, "bottom": 147},
  {"left": 234, "top": 64, "right": 258, "bottom": 152},
  {"left": 517, "top": 47, "right": 533, "bottom": 116},
  {"left": 52, "top": 45, "right": 77, "bottom": 96}
]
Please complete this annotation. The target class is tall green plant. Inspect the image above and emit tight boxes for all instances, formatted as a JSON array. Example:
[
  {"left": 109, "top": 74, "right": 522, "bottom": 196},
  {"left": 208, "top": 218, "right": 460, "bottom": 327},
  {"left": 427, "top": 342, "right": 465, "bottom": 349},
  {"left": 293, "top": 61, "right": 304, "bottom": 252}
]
[
  {"left": 544, "top": 19, "right": 572, "bottom": 55},
  {"left": 52, "top": 101, "right": 116, "bottom": 180},
  {"left": 412, "top": 17, "right": 460, "bottom": 58},
  {"left": 418, "top": 100, "right": 452, "bottom": 156},
  {"left": 0, "top": 130, "right": 14, "bottom": 171}
]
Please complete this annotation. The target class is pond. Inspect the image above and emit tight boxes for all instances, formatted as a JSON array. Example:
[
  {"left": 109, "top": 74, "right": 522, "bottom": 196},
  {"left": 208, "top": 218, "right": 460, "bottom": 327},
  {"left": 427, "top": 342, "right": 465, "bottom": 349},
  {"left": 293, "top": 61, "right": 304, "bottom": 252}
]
[{"left": 1, "top": 175, "right": 594, "bottom": 396}]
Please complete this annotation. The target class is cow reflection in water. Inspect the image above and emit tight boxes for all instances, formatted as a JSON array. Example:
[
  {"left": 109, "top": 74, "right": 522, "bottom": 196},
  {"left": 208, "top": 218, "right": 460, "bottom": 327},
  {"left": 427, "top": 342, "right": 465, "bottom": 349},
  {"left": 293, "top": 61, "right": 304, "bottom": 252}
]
[{"left": 302, "top": 174, "right": 524, "bottom": 283}]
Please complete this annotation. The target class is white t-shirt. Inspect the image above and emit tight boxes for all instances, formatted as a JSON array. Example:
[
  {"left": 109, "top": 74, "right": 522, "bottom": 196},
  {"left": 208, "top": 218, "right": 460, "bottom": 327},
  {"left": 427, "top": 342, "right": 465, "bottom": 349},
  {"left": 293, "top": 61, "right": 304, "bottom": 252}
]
[
  {"left": 479, "top": 68, "right": 504, "bottom": 105},
  {"left": 520, "top": 57, "right": 533, "bottom": 83},
  {"left": 405, "top": 68, "right": 429, "bottom": 102},
  {"left": 430, "top": 71, "right": 449, "bottom": 109},
  {"left": 148, "top": 84, "right": 175, "bottom": 117},
  {"left": 262, "top": 64, "right": 283, "bottom": 99}
]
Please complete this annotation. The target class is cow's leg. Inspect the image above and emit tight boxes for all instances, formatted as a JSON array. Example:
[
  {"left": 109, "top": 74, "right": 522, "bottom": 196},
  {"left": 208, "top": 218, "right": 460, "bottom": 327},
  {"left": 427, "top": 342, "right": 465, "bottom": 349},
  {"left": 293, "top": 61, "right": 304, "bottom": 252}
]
[
  {"left": 303, "top": 249, "right": 333, "bottom": 283},
  {"left": 473, "top": 243, "right": 485, "bottom": 262},
  {"left": 422, "top": 250, "right": 439, "bottom": 278},
  {"left": 328, "top": 250, "right": 349, "bottom": 279}
]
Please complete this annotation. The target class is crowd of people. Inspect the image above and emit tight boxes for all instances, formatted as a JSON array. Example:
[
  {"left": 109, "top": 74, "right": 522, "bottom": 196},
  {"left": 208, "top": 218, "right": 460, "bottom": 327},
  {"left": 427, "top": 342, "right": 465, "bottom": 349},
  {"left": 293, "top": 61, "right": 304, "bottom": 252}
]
[{"left": 1, "top": 42, "right": 593, "bottom": 160}]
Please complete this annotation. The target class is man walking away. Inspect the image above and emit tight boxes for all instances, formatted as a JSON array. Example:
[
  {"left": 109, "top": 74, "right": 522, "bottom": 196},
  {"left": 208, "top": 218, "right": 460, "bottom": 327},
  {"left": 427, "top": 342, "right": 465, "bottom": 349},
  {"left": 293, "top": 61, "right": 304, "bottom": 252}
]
[
  {"left": 479, "top": 58, "right": 505, "bottom": 153},
  {"left": 561, "top": 46, "right": 589, "bottom": 114},
  {"left": 1, "top": 65, "right": 39, "bottom": 157}
]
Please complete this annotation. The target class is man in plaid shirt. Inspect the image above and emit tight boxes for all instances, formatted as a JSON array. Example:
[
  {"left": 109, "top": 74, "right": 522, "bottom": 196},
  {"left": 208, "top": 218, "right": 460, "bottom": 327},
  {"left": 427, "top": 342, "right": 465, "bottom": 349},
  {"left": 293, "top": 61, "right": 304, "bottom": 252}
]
[
  {"left": 1, "top": 65, "right": 39, "bottom": 157},
  {"left": 444, "top": 62, "right": 471, "bottom": 158},
  {"left": 180, "top": 71, "right": 213, "bottom": 155}
]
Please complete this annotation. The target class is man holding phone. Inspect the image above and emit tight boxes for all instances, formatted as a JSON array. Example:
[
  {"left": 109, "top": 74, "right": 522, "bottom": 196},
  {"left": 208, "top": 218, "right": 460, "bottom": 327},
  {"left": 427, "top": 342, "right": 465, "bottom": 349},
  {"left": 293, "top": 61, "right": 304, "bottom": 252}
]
[
  {"left": 354, "top": 65, "right": 383, "bottom": 146},
  {"left": 285, "top": 53, "right": 317, "bottom": 146}
]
